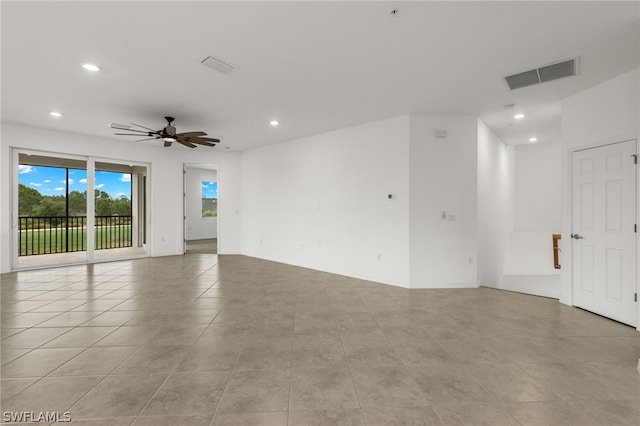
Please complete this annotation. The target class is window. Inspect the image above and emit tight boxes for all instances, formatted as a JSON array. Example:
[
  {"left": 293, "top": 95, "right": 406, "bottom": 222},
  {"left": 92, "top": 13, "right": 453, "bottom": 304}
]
[{"left": 202, "top": 181, "right": 217, "bottom": 217}]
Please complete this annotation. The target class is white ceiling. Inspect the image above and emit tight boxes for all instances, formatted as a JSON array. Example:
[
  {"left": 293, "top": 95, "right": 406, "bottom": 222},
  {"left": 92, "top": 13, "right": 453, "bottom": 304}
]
[{"left": 2, "top": 1, "right": 638, "bottom": 151}]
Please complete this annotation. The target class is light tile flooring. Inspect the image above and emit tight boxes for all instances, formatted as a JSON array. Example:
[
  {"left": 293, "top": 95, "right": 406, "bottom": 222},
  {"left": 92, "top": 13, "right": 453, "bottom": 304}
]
[
  {"left": 1, "top": 254, "right": 639, "bottom": 425},
  {"left": 186, "top": 239, "right": 218, "bottom": 255}
]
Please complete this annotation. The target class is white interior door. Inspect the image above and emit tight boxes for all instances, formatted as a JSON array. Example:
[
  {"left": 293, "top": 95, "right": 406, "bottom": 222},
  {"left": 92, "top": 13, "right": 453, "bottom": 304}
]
[{"left": 571, "top": 140, "right": 637, "bottom": 326}]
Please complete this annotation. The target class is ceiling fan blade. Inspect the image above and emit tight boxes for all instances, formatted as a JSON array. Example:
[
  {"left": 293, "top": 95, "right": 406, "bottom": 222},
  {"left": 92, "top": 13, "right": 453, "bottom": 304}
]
[
  {"left": 195, "top": 137, "right": 220, "bottom": 143},
  {"left": 164, "top": 140, "right": 173, "bottom": 147},
  {"left": 109, "top": 122, "right": 132, "bottom": 130},
  {"left": 177, "top": 139, "right": 197, "bottom": 148},
  {"left": 114, "top": 132, "right": 152, "bottom": 136},
  {"left": 178, "top": 135, "right": 216, "bottom": 146},
  {"left": 177, "top": 131, "right": 207, "bottom": 137},
  {"left": 136, "top": 137, "right": 160, "bottom": 142},
  {"left": 131, "top": 122, "right": 158, "bottom": 132},
  {"left": 189, "top": 140, "right": 216, "bottom": 146},
  {"left": 114, "top": 128, "right": 150, "bottom": 134}
]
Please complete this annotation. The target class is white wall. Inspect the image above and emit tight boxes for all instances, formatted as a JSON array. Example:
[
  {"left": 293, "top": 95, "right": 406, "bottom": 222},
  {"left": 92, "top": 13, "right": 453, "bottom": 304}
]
[
  {"left": 241, "top": 116, "right": 411, "bottom": 287},
  {"left": 560, "top": 68, "right": 640, "bottom": 305},
  {"left": 0, "top": 123, "right": 242, "bottom": 272},
  {"left": 409, "top": 115, "right": 478, "bottom": 288},
  {"left": 476, "top": 119, "right": 514, "bottom": 289},
  {"left": 513, "top": 140, "right": 562, "bottom": 232},
  {"left": 185, "top": 167, "right": 217, "bottom": 240}
]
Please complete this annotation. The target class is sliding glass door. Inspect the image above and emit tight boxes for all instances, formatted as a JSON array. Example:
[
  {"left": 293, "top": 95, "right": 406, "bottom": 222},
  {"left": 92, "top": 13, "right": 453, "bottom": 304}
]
[
  {"left": 13, "top": 150, "right": 148, "bottom": 269},
  {"left": 16, "top": 153, "right": 88, "bottom": 268},
  {"left": 92, "top": 161, "right": 147, "bottom": 262}
]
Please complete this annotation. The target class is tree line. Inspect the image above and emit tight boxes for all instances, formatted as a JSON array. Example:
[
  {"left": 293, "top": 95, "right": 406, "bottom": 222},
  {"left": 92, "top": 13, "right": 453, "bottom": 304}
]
[{"left": 19, "top": 184, "right": 131, "bottom": 217}]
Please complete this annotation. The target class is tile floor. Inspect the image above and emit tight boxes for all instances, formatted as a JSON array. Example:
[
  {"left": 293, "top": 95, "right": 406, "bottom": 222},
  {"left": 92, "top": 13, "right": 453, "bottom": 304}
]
[{"left": 1, "top": 254, "right": 639, "bottom": 425}]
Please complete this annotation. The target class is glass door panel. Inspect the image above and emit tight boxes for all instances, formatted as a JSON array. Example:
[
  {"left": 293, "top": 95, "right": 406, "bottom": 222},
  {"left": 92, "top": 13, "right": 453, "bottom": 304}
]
[
  {"left": 92, "top": 161, "right": 147, "bottom": 262},
  {"left": 16, "top": 153, "right": 88, "bottom": 268}
]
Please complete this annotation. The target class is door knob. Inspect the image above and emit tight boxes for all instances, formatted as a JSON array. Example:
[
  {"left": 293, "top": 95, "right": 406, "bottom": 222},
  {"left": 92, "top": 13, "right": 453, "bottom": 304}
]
[{"left": 571, "top": 233, "right": 583, "bottom": 240}]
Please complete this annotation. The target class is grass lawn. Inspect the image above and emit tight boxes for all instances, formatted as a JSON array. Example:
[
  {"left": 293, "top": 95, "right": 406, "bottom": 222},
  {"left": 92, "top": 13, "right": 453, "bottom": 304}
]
[{"left": 19, "top": 226, "right": 132, "bottom": 256}]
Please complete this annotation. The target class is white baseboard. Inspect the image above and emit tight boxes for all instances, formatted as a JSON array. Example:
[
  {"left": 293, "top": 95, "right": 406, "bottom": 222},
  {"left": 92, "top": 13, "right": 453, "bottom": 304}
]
[{"left": 502, "top": 274, "right": 561, "bottom": 299}]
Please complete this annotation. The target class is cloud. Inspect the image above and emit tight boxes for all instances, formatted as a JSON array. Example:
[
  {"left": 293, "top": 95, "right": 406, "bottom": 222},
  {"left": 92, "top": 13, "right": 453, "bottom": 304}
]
[
  {"left": 29, "top": 182, "right": 42, "bottom": 187},
  {"left": 79, "top": 178, "right": 87, "bottom": 184},
  {"left": 43, "top": 179, "right": 51, "bottom": 183},
  {"left": 54, "top": 187, "right": 65, "bottom": 191},
  {"left": 115, "top": 192, "right": 127, "bottom": 197},
  {"left": 60, "top": 179, "right": 74, "bottom": 185},
  {"left": 96, "top": 183, "right": 104, "bottom": 189},
  {"left": 120, "top": 174, "right": 131, "bottom": 182},
  {"left": 18, "top": 165, "right": 35, "bottom": 174}
]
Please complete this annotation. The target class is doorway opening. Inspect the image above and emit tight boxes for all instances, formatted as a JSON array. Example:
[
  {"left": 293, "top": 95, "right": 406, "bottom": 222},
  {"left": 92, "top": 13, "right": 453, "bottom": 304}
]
[{"left": 183, "top": 165, "right": 218, "bottom": 255}]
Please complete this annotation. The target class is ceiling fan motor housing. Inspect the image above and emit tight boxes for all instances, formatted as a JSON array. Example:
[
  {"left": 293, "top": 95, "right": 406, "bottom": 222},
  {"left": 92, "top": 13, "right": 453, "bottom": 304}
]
[{"left": 165, "top": 125, "right": 177, "bottom": 136}]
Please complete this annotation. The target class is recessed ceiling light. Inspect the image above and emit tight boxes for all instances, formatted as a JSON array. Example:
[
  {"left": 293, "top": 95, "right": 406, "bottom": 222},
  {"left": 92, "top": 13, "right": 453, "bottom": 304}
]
[
  {"left": 529, "top": 137, "right": 538, "bottom": 143},
  {"left": 270, "top": 120, "right": 279, "bottom": 127},
  {"left": 82, "top": 63, "right": 100, "bottom": 72},
  {"left": 50, "top": 111, "right": 63, "bottom": 118},
  {"left": 514, "top": 113, "right": 525, "bottom": 120}
]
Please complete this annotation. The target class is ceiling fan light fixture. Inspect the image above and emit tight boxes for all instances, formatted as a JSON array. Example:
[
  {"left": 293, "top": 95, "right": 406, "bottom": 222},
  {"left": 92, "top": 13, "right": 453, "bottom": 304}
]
[{"left": 163, "top": 137, "right": 177, "bottom": 143}]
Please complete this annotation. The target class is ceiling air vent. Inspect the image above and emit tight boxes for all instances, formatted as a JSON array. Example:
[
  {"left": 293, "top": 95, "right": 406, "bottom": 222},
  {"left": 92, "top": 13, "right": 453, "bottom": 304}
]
[
  {"left": 505, "top": 69, "right": 541, "bottom": 91},
  {"left": 200, "top": 55, "right": 237, "bottom": 74},
  {"left": 538, "top": 59, "right": 576, "bottom": 83},
  {"left": 505, "top": 57, "right": 578, "bottom": 90}
]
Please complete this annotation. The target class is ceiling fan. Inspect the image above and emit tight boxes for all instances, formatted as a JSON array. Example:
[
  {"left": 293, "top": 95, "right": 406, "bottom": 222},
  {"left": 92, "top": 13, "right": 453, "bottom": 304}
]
[{"left": 109, "top": 116, "right": 220, "bottom": 148}]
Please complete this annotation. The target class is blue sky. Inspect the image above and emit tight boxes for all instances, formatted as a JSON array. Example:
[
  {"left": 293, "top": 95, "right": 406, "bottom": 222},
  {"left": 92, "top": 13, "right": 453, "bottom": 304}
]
[
  {"left": 202, "top": 181, "right": 218, "bottom": 198},
  {"left": 19, "top": 165, "right": 132, "bottom": 198}
]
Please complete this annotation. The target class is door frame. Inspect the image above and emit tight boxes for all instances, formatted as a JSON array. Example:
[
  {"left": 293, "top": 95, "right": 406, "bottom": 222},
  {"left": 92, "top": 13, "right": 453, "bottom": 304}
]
[
  {"left": 182, "top": 162, "right": 220, "bottom": 254},
  {"left": 564, "top": 137, "right": 639, "bottom": 330}
]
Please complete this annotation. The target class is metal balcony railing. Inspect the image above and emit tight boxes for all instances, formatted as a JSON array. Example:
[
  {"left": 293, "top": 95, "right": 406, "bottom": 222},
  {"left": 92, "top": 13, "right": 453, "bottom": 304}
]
[{"left": 18, "top": 216, "right": 132, "bottom": 256}]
